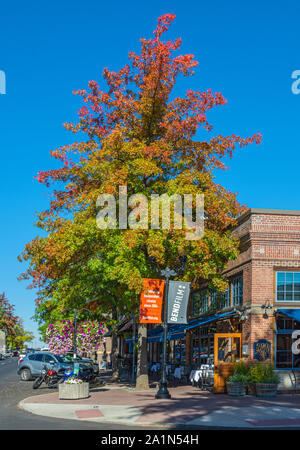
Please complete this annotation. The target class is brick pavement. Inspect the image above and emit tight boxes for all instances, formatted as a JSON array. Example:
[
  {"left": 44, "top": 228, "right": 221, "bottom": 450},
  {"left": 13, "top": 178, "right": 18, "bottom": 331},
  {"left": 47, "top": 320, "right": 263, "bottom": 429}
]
[{"left": 19, "top": 382, "right": 300, "bottom": 428}]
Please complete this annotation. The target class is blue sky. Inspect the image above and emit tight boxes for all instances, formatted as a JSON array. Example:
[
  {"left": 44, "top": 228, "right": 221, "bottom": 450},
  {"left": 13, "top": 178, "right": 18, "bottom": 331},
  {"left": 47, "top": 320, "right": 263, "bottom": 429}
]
[{"left": 0, "top": 0, "right": 299, "bottom": 344}]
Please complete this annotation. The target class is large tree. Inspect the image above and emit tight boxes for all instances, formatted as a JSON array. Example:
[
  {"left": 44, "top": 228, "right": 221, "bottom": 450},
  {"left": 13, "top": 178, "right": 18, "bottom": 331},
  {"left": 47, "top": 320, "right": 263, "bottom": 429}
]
[
  {"left": 0, "top": 293, "right": 34, "bottom": 349},
  {"left": 0, "top": 293, "right": 19, "bottom": 339},
  {"left": 19, "top": 14, "right": 261, "bottom": 389}
]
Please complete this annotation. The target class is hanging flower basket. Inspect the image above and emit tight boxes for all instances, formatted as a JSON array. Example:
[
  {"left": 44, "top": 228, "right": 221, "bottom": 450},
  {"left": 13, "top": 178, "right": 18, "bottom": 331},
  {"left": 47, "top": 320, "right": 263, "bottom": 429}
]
[{"left": 59, "top": 379, "right": 89, "bottom": 400}]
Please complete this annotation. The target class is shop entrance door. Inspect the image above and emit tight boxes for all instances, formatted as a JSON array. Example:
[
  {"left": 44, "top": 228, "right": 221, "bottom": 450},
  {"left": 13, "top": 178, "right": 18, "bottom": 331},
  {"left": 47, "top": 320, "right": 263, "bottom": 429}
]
[{"left": 214, "top": 333, "right": 242, "bottom": 393}]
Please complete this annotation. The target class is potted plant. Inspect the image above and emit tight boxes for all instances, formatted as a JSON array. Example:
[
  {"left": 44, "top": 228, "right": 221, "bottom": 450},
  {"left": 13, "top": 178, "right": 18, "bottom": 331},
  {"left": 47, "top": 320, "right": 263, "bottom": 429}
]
[
  {"left": 58, "top": 377, "right": 89, "bottom": 400},
  {"left": 249, "top": 363, "right": 280, "bottom": 397},
  {"left": 226, "top": 361, "right": 251, "bottom": 396}
]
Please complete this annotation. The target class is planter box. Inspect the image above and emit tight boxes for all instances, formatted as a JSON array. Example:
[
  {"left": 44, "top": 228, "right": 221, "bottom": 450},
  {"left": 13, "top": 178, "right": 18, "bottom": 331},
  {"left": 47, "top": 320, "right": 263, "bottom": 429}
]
[
  {"left": 226, "top": 382, "right": 247, "bottom": 397},
  {"left": 59, "top": 382, "right": 89, "bottom": 400},
  {"left": 255, "top": 383, "right": 278, "bottom": 398}
]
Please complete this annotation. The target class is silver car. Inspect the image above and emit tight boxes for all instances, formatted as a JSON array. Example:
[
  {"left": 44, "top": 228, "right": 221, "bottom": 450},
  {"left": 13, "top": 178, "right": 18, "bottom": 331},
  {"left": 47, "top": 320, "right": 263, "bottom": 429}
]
[{"left": 17, "top": 352, "right": 71, "bottom": 381}]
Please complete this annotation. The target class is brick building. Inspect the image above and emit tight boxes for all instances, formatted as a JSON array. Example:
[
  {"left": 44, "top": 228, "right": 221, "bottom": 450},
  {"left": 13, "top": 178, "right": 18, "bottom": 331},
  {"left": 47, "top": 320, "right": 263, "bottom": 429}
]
[
  {"left": 124, "top": 209, "right": 300, "bottom": 391},
  {"left": 185, "top": 208, "right": 300, "bottom": 391}
]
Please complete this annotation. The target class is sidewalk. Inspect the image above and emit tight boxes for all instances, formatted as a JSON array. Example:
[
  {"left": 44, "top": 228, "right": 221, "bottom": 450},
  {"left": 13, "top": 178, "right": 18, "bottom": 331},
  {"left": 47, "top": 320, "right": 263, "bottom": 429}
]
[{"left": 19, "top": 375, "right": 300, "bottom": 429}]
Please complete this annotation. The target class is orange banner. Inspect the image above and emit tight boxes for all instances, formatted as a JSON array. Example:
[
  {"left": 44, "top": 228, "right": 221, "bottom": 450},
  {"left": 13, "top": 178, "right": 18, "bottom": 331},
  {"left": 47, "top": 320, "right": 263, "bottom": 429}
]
[{"left": 139, "top": 278, "right": 165, "bottom": 324}]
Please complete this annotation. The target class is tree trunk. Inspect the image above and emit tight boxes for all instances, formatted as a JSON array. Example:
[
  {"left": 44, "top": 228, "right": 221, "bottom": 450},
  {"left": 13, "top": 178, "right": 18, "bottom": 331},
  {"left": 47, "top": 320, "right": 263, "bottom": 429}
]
[
  {"left": 111, "top": 306, "right": 120, "bottom": 381},
  {"left": 111, "top": 330, "right": 120, "bottom": 381},
  {"left": 136, "top": 323, "right": 149, "bottom": 390}
]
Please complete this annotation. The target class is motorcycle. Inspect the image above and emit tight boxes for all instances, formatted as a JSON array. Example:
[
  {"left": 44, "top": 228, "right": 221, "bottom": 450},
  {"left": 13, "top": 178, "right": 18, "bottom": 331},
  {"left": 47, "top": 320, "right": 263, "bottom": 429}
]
[{"left": 32, "top": 364, "right": 61, "bottom": 389}]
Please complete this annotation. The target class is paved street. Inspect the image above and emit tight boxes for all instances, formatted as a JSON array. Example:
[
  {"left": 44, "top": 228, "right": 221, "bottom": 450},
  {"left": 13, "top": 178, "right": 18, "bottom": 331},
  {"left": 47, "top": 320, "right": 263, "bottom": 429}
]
[
  {"left": 0, "top": 357, "right": 220, "bottom": 431},
  {"left": 0, "top": 357, "right": 155, "bottom": 430},
  {"left": 0, "top": 357, "right": 246, "bottom": 431},
  {"left": 4, "top": 357, "right": 300, "bottom": 431}
]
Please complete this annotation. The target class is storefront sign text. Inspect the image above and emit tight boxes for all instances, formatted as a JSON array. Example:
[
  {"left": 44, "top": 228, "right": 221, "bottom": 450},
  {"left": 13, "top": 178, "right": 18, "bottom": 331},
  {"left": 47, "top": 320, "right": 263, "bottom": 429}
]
[{"left": 253, "top": 339, "right": 271, "bottom": 361}]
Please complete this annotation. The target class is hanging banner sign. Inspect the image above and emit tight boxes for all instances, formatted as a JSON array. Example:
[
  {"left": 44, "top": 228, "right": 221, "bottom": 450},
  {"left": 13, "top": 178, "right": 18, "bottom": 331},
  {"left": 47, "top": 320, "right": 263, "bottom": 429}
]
[
  {"left": 139, "top": 278, "right": 165, "bottom": 324},
  {"left": 167, "top": 281, "right": 190, "bottom": 324}
]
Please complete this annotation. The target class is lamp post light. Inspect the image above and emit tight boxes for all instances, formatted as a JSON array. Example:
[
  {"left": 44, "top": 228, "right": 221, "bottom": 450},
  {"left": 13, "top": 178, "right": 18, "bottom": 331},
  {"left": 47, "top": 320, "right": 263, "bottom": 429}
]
[
  {"left": 63, "top": 300, "right": 95, "bottom": 371},
  {"left": 261, "top": 301, "right": 273, "bottom": 319},
  {"left": 156, "top": 266, "right": 177, "bottom": 399},
  {"left": 148, "top": 255, "right": 187, "bottom": 400}
]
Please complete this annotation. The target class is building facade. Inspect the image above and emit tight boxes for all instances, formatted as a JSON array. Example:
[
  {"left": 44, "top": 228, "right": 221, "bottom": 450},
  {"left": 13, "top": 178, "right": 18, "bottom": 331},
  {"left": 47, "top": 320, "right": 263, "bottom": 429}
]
[
  {"left": 186, "top": 208, "right": 300, "bottom": 391},
  {"left": 123, "top": 209, "right": 300, "bottom": 391}
]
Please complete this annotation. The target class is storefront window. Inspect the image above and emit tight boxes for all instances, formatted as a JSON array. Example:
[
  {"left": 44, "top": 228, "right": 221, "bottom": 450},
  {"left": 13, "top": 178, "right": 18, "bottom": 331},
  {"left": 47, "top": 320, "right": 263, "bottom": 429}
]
[
  {"left": 276, "top": 272, "right": 300, "bottom": 302},
  {"left": 191, "top": 328, "right": 200, "bottom": 366},
  {"left": 276, "top": 314, "right": 300, "bottom": 369},
  {"left": 174, "top": 339, "right": 186, "bottom": 363}
]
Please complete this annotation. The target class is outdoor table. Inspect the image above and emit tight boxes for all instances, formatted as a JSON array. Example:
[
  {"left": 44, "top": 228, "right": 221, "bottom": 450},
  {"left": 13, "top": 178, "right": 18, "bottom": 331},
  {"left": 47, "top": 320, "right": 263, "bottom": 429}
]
[
  {"left": 190, "top": 365, "right": 214, "bottom": 389},
  {"left": 189, "top": 370, "right": 196, "bottom": 383}
]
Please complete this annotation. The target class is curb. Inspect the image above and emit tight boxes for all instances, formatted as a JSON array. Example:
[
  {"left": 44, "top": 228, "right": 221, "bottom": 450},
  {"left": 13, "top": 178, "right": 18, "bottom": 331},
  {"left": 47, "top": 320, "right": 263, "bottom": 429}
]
[{"left": 18, "top": 399, "right": 176, "bottom": 428}]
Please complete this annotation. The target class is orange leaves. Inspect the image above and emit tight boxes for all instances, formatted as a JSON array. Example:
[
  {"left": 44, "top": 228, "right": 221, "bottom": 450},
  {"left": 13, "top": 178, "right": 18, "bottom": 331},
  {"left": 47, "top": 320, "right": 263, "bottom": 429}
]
[
  {"left": 154, "top": 13, "right": 176, "bottom": 39},
  {"left": 21, "top": 13, "right": 263, "bottom": 305}
]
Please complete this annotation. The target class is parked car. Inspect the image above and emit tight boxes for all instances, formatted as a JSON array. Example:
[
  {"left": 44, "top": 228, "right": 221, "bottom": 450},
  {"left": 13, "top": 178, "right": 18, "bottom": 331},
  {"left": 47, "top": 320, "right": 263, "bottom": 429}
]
[
  {"left": 3, "top": 351, "right": 13, "bottom": 358},
  {"left": 62, "top": 352, "right": 99, "bottom": 376},
  {"left": 17, "top": 352, "right": 73, "bottom": 381},
  {"left": 12, "top": 350, "right": 19, "bottom": 357}
]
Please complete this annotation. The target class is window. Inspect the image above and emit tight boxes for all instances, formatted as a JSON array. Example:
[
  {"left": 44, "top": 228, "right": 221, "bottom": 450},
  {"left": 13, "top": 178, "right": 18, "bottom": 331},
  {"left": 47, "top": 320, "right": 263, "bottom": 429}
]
[
  {"left": 276, "top": 272, "right": 300, "bottom": 302},
  {"left": 276, "top": 314, "right": 300, "bottom": 369},
  {"left": 190, "top": 274, "right": 243, "bottom": 318},
  {"left": 232, "top": 275, "right": 243, "bottom": 306},
  {"left": 220, "top": 286, "right": 230, "bottom": 309},
  {"left": 199, "top": 289, "right": 209, "bottom": 314},
  {"left": 191, "top": 272, "right": 243, "bottom": 317},
  {"left": 174, "top": 340, "right": 185, "bottom": 363},
  {"left": 209, "top": 289, "right": 219, "bottom": 312},
  {"left": 33, "top": 354, "right": 44, "bottom": 362},
  {"left": 192, "top": 292, "right": 200, "bottom": 317},
  {"left": 43, "top": 354, "right": 56, "bottom": 363}
]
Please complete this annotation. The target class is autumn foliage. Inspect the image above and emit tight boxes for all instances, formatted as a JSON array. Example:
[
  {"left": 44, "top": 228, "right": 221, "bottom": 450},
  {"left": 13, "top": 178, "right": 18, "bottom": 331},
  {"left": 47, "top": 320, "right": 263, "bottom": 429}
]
[{"left": 19, "top": 14, "right": 261, "bottom": 320}]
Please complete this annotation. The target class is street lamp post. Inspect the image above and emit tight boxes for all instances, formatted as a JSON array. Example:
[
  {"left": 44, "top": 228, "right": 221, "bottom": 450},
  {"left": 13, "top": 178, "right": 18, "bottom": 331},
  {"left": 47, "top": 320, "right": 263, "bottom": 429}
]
[
  {"left": 146, "top": 254, "right": 187, "bottom": 400},
  {"left": 131, "top": 311, "right": 137, "bottom": 385},
  {"left": 73, "top": 309, "right": 78, "bottom": 360},
  {"left": 64, "top": 300, "right": 95, "bottom": 372},
  {"left": 155, "top": 266, "right": 177, "bottom": 400}
]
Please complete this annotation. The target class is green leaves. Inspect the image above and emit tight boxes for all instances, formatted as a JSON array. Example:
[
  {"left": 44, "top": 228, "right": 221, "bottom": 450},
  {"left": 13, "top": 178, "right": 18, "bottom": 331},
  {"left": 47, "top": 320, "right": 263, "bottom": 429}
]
[{"left": 20, "top": 14, "right": 261, "bottom": 335}]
